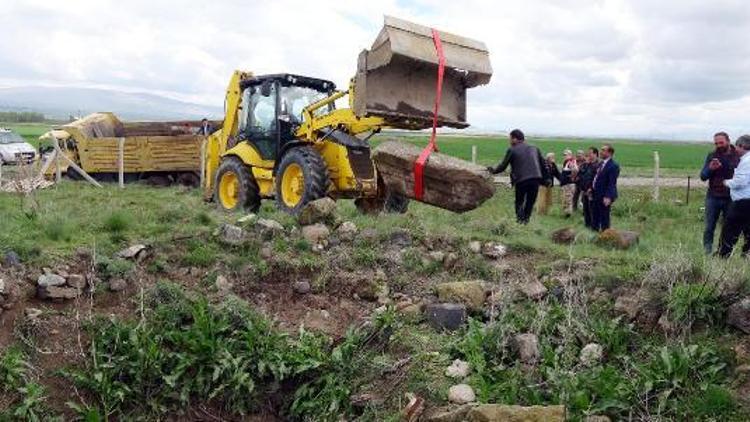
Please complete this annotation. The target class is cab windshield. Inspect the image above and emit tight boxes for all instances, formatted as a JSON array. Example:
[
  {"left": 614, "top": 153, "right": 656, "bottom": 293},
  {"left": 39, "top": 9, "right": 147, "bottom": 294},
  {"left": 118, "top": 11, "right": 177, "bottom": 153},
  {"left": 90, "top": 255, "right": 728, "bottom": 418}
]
[
  {"left": 0, "top": 131, "right": 24, "bottom": 145},
  {"left": 279, "top": 86, "right": 331, "bottom": 123}
]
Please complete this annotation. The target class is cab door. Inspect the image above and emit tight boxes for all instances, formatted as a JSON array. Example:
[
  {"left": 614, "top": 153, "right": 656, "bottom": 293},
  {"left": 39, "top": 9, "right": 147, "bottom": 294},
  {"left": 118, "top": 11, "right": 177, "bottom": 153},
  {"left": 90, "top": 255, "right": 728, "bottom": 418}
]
[{"left": 241, "top": 82, "right": 279, "bottom": 160}]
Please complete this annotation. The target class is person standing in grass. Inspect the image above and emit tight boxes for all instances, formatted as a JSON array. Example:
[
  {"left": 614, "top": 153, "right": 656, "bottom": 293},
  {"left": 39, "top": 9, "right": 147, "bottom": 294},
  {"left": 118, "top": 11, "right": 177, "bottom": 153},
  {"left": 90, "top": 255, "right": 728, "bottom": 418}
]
[
  {"left": 572, "top": 150, "right": 586, "bottom": 211},
  {"left": 700, "top": 132, "right": 740, "bottom": 254},
  {"left": 488, "top": 129, "right": 550, "bottom": 224},
  {"left": 560, "top": 149, "right": 579, "bottom": 217},
  {"left": 577, "top": 147, "right": 600, "bottom": 229},
  {"left": 718, "top": 135, "right": 750, "bottom": 258},
  {"left": 591, "top": 144, "right": 619, "bottom": 231},
  {"left": 537, "top": 152, "right": 560, "bottom": 215}
]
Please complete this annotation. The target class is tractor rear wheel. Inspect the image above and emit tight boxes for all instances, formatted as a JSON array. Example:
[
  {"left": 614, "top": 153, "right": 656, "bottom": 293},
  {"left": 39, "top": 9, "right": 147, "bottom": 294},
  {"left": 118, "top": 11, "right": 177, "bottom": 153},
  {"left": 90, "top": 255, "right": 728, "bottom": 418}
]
[
  {"left": 215, "top": 156, "right": 261, "bottom": 212},
  {"left": 275, "top": 146, "right": 329, "bottom": 214}
]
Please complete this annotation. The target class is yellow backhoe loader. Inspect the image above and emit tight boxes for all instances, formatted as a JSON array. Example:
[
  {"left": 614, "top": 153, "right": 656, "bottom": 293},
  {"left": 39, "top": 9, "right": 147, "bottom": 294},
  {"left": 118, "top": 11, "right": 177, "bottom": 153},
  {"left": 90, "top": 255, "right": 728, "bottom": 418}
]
[{"left": 204, "top": 16, "right": 492, "bottom": 214}]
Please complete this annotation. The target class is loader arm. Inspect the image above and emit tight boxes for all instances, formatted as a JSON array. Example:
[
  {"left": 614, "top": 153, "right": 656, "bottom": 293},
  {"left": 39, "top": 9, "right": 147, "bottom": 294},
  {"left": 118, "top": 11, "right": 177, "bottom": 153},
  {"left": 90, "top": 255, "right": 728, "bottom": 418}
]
[{"left": 204, "top": 70, "right": 252, "bottom": 200}]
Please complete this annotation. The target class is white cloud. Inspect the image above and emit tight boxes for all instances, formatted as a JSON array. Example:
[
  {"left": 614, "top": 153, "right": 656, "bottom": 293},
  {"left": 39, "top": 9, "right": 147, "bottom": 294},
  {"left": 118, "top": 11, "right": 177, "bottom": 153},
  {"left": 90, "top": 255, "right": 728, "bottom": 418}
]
[{"left": 1, "top": 0, "right": 749, "bottom": 140}]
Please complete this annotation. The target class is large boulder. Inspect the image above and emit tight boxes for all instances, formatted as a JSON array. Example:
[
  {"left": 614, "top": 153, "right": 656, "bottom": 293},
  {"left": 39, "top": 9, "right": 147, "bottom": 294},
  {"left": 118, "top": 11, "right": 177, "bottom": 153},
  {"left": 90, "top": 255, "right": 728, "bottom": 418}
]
[
  {"left": 435, "top": 281, "right": 486, "bottom": 311},
  {"left": 37, "top": 273, "right": 66, "bottom": 288},
  {"left": 298, "top": 197, "right": 337, "bottom": 225},
  {"left": 596, "top": 229, "right": 639, "bottom": 250},
  {"left": 728, "top": 297, "right": 750, "bottom": 334},
  {"left": 467, "top": 404, "right": 565, "bottom": 422}
]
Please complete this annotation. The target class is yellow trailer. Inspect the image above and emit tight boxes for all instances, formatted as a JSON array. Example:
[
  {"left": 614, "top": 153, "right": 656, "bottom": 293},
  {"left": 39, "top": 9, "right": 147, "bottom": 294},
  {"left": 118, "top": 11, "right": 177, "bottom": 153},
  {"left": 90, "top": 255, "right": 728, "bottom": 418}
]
[{"left": 41, "top": 112, "right": 209, "bottom": 186}]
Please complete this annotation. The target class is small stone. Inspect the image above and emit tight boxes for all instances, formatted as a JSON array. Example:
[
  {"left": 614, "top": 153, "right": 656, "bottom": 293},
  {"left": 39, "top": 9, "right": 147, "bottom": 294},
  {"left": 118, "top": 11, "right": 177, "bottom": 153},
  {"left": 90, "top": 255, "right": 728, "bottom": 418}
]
[
  {"left": 117, "top": 244, "right": 148, "bottom": 260},
  {"left": 614, "top": 294, "right": 643, "bottom": 321},
  {"left": 215, "top": 275, "right": 234, "bottom": 294},
  {"left": 512, "top": 333, "right": 540, "bottom": 364},
  {"left": 256, "top": 218, "right": 285, "bottom": 235},
  {"left": 336, "top": 221, "right": 358, "bottom": 241},
  {"left": 108, "top": 278, "right": 127, "bottom": 292},
  {"left": 357, "top": 280, "right": 389, "bottom": 302},
  {"left": 217, "top": 224, "right": 247, "bottom": 246},
  {"left": 445, "top": 359, "right": 470, "bottom": 379},
  {"left": 429, "top": 251, "right": 446, "bottom": 263},
  {"left": 579, "top": 343, "right": 604, "bottom": 367},
  {"left": 390, "top": 229, "right": 412, "bottom": 247},
  {"left": 443, "top": 252, "right": 459, "bottom": 270},
  {"left": 302, "top": 223, "right": 330, "bottom": 244},
  {"left": 482, "top": 242, "right": 507, "bottom": 259},
  {"left": 447, "top": 384, "right": 475, "bottom": 404},
  {"left": 0, "top": 279, "right": 4, "bottom": 295},
  {"left": 38, "top": 285, "right": 80, "bottom": 300},
  {"left": 24, "top": 307, "right": 43, "bottom": 320},
  {"left": 728, "top": 297, "right": 750, "bottom": 334},
  {"left": 260, "top": 246, "right": 273, "bottom": 259},
  {"left": 468, "top": 241, "right": 482, "bottom": 254},
  {"left": 298, "top": 197, "right": 337, "bottom": 226},
  {"left": 293, "top": 281, "right": 311, "bottom": 295},
  {"left": 435, "top": 281, "right": 486, "bottom": 311},
  {"left": 657, "top": 314, "right": 678, "bottom": 334},
  {"left": 426, "top": 303, "right": 467, "bottom": 331},
  {"left": 237, "top": 213, "right": 257, "bottom": 225},
  {"left": 551, "top": 227, "right": 577, "bottom": 244},
  {"left": 189, "top": 267, "right": 203, "bottom": 277},
  {"left": 37, "top": 273, "right": 66, "bottom": 288},
  {"left": 66, "top": 274, "right": 87, "bottom": 289},
  {"left": 423, "top": 405, "right": 473, "bottom": 422},
  {"left": 519, "top": 279, "right": 548, "bottom": 300},
  {"left": 596, "top": 229, "right": 640, "bottom": 250},
  {"left": 3, "top": 251, "right": 20, "bottom": 267},
  {"left": 75, "top": 247, "right": 92, "bottom": 260},
  {"left": 467, "top": 404, "right": 566, "bottom": 422},
  {"left": 398, "top": 302, "right": 423, "bottom": 320}
]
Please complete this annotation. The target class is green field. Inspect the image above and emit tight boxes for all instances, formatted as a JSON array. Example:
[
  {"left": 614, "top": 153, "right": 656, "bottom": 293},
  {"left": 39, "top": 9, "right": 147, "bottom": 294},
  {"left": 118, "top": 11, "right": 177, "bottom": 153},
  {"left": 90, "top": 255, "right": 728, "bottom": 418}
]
[
  {"left": 386, "top": 134, "right": 710, "bottom": 178},
  {"left": 1, "top": 123, "right": 712, "bottom": 178}
]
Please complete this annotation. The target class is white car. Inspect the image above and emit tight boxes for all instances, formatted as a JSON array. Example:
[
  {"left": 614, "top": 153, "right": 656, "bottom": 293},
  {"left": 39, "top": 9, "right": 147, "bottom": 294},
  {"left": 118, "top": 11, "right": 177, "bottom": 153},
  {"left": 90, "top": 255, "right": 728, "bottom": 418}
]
[{"left": 0, "top": 128, "right": 37, "bottom": 165}]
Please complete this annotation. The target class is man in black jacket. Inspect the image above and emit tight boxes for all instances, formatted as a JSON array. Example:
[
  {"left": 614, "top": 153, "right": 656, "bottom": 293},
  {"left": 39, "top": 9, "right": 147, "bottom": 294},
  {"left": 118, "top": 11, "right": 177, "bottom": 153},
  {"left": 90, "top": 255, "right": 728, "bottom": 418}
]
[
  {"left": 700, "top": 132, "right": 740, "bottom": 254},
  {"left": 488, "top": 129, "right": 549, "bottom": 224},
  {"left": 577, "top": 147, "right": 600, "bottom": 229}
]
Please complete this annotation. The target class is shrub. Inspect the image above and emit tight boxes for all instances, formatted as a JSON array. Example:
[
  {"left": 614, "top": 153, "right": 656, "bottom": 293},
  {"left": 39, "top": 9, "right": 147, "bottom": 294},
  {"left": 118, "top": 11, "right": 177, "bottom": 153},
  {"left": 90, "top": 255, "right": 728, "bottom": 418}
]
[{"left": 102, "top": 211, "right": 132, "bottom": 233}]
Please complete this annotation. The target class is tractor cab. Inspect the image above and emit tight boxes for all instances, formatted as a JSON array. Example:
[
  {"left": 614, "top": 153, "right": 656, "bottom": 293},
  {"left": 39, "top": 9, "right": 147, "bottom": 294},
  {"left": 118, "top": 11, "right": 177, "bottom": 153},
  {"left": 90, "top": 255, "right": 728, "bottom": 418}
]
[{"left": 238, "top": 74, "right": 335, "bottom": 160}]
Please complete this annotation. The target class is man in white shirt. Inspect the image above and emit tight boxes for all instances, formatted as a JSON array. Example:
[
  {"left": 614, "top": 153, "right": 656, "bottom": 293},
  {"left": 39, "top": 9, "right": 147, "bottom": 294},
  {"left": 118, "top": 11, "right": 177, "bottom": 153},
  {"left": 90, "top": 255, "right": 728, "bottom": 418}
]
[{"left": 718, "top": 134, "right": 750, "bottom": 257}]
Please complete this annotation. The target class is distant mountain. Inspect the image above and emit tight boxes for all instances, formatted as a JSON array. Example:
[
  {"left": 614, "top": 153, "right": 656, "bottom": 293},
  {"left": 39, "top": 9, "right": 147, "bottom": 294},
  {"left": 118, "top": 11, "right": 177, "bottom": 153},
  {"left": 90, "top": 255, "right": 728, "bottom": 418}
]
[{"left": 0, "top": 86, "right": 223, "bottom": 121}]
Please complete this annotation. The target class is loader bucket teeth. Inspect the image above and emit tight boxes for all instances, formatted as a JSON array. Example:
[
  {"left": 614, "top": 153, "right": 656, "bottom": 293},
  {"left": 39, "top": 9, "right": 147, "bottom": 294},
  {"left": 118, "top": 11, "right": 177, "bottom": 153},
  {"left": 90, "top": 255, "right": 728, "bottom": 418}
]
[{"left": 353, "top": 15, "right": 492, "bottom": 129}]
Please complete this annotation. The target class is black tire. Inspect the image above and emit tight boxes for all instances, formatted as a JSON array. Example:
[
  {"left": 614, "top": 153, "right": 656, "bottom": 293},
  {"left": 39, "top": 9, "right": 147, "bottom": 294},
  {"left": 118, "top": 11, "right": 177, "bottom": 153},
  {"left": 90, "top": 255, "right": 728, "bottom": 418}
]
[
  {"left": 384, "top": 192, "right": 410, "bottom": 214},
  {"left": 275, "top": 146, "right": 329, "bottom": 214},
  {"left": 214, "top": 156, "right": 261, "bottom": 212}
]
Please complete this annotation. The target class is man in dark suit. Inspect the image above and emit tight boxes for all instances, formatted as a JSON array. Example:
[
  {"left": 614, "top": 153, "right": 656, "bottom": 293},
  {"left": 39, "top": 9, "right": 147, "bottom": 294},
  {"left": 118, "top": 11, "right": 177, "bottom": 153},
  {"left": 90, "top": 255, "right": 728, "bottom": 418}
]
[{"left": 591, "top": 144, "right": 620, "bottom": 231}]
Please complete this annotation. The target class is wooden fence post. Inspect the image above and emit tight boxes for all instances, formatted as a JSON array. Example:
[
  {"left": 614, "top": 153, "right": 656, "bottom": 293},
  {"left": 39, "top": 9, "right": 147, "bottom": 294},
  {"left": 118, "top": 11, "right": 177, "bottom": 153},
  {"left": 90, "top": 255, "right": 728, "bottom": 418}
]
[
  {"left": 118, "top": 137, "right": 125, "bottom": 188},
  {"left": 471, "top": 145, "right": 477, "bottom": 164},
  {"left": 55, "top": 148, "right": 61, "bottom": 183},
  {"left": 653, "top": 151, "right": 660, "bottom": 202}
]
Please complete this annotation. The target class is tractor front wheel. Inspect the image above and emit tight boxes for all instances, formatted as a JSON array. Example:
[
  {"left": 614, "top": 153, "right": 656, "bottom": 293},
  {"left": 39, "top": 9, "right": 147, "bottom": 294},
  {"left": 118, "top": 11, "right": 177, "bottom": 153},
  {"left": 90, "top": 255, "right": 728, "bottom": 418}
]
[
  {"left": 215, "top": 156, "right": 261, "bottom": 212},
  {"left": 275, "top": 146, "right": 329, "bottom": 214}
]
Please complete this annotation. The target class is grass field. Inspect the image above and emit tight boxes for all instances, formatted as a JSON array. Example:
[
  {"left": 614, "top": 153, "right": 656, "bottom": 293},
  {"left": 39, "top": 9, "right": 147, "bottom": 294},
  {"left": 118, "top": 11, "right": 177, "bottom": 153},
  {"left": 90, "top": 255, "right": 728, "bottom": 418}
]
[{"left": 385, "top": 134, "right": 710, "bottom": 178}]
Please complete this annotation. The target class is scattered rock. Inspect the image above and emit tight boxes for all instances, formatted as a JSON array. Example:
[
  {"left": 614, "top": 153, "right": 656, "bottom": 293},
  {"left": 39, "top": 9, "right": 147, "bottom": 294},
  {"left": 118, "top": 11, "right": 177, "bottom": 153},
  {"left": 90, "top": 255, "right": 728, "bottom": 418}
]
[
  {"left": 3, "top": 251, "right": 20, "bottom": 267},
  {"left": 423, "top": 404, "right": 473, "bottom": 422},
  {"left": 519, "top": 279, "right": 548, "bottom": 301},
  {"left": 357, "top": 280, "right": 389, "bottom": 303},
  {"left": 66, "top": 274, "right": 87, "bottom": 290},
  {"left": 657, "top": 313, "right": 679, "bottom": 334},
  {"left": 426, "top": 303, "right": 467, "bottom": 331},
  {"left": 728, "top": 297, "right": 750, "bottom": 334},
  {"left": 447, "top": 384, "right": 475, "bottom": 404},
  {"left": 303, "top": 309, "right": 334, "bottom": 334},
  {"left": 189, "top": 267, "right": 203, "bottom": 277},
  {"left": 390, "top": 229, "right": 412, "bottom": 247},
  {"left": 38, "top": 285, "right": 80, "bottom": 300},
  {"left": 117, "top": 244, "right": 149, "bottom": 260},
  {"left": 398, "top": 302, "right": 424, "bottom": 320},
  {"left": 635, "top": 303, "right": 663, "bottom": 333},
  {"left": 467, "top": 404, "right": 565, "bottom": 422},
  {"left": 585, "top": 415, "right": 612, "bottom": 422},
  {"left": 551, "top": 227, "right": 577, "bottom": 244},
  {"left": 217, "top": 223, "right": 247, "bottom": 246},
  {"left": 445, "top": 359, "right": 470, "bottom": 379},
  {"left": 37, "top": 273, "right": 66, "bottom": 288},
  {"left": 596, "top": 229, "right": 640, "bottom": 250},
  {"left": 108, "top": 278, "right": 127, "bottom": 292},
  {"left": 298, "top": 197, "right": 337, "bottom": 225},
  {"left": 256, "top": 218, "right": 285, "bottom": 236},
  {"left": 237, "top": 213, "right": 256, "bottom": 225},
  {"left": 468, "top": 241, "right": 482, "bottom": 254},
  {"left": 302, "top": 223, "right": 330, "bottom": 244},
  {"left": 336, "top": 221, "right": 358, "bottom": 241},
  {"left": 443, "top": 252, "right": 459, "bottom": 270},
  {"left": 482, "top": 242, "right": 507, "bottom": 259},
  {"left": 360, "top": 228, "right": 379, "bottom": 242},
  {"left": 293, "top": 281, "right": 312, "bottom": 295},
  {"left": 24, "top": 307, "right": 43, "bottom": 320},
  {"left": 215, "top": 275, "right": 234, "bottom": 295},
  {"left": 435, "top": 281, "right": 486, "bottom": 311},
  {"left": 512, "top": 333, "right": 540, "bottom": 364},
  {"left": 260, "top": 245, "right": 273, "bottom": 259},
  {"left": 614, "top": 294, "right": 644, "bottom": 321},
  {"left": 579, "top": 343, "right": 604, "bottom": 367},
  {"left": 0, "top": 279, "right": 4, "bottom": 295},
  {"left": 429, "top": 251, "right": 446, "bottom": 263}
]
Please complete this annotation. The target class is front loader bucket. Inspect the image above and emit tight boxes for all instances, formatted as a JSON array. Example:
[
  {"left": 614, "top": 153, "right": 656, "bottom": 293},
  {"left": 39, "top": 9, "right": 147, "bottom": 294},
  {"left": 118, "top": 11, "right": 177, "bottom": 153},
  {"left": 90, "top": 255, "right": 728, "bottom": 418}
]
[{"left": 353, "top": 16, "right": 492, "bottom": 129}]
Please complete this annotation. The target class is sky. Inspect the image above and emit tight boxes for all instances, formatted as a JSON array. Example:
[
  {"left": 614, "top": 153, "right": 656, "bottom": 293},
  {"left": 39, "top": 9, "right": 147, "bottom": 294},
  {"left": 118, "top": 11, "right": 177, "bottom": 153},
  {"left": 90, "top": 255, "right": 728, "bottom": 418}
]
[{"left": 1, "top": 0, "right": 749, "bottom": 140}]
